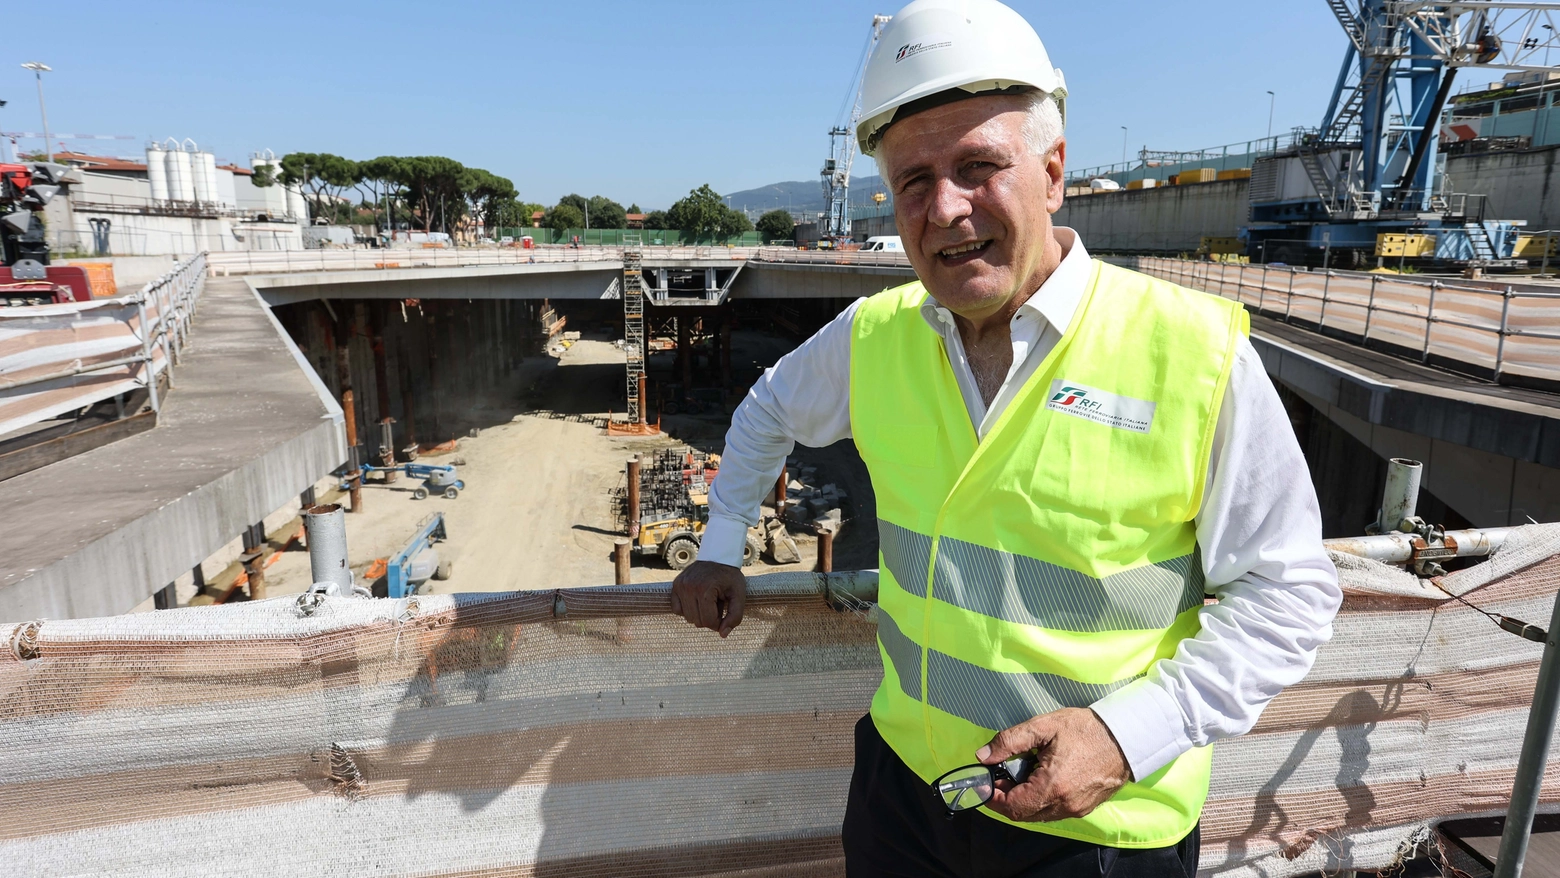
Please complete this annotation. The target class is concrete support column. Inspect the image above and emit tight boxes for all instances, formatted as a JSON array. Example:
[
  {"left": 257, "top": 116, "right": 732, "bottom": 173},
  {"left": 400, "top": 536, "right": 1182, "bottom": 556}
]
[
  {"left": 627, "top": 456, "right": 641, "bottom": 539},
  {"left": 343, "top": 389, "right": 363, "bottom": 513},
  {"left": 678, "top": 318, "right": 691, "bottom": 399},
  {"left": 153, "top": 582, "right": 177, "bottom": 609},
  {"left": 241, "top": 521, "right": 267, "bottom": 601}
]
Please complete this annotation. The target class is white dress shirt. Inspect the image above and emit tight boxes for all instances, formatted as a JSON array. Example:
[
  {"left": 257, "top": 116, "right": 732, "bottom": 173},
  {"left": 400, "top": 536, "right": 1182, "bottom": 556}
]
[{"left": 702, "top": 228, "right": 1342, "bottom": 780}]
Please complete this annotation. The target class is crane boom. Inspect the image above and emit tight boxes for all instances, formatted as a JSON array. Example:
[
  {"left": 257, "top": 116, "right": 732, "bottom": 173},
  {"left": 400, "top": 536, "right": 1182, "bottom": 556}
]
[
  {"left": 821, "top": 14, "right": 891, "bottom": 247},
  {"left": 1309, "top": 0, "right": 1560, "bottom": 216}
]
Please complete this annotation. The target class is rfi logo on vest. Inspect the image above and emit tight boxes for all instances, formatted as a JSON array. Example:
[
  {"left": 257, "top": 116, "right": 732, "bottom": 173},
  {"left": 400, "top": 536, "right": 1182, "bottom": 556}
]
[{"left": 1045, "top": 379, "right": 1156, "bottom": 434}]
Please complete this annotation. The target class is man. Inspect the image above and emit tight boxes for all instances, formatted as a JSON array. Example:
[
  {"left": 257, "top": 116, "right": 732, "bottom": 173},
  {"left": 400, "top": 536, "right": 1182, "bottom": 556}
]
[{"left": 672, "top": 2, "right": 1342, "bottom": 875}]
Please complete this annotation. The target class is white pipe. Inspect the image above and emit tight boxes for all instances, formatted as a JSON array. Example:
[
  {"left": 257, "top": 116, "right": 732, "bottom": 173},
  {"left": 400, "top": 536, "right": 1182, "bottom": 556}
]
[
  {"left": 1376, "top": 458, "right": 1423, "bottom": 533},
  {"left": 303, "top": 503, "right": 353, "bottom": 594},
  {"left": 1324, "top": 527, "right": 1513, "bottom": 564}
]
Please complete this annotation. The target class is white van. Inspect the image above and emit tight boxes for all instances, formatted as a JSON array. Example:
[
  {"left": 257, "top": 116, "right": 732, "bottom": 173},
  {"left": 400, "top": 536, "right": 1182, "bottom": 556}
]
[{"left": 860, "top": 236, "right": 903, "bottom": 252}]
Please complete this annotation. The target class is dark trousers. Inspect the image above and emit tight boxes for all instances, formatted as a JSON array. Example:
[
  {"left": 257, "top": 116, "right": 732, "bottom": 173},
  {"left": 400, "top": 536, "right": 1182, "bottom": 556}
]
[{"left": 842, "top": 715, "right": 1199, "bottom": 878}]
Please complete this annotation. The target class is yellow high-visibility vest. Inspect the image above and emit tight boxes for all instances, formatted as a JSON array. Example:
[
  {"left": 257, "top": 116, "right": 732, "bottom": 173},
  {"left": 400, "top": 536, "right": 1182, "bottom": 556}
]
[{"left": 850, "top": 260, "right": 1248, "bottom": 848}]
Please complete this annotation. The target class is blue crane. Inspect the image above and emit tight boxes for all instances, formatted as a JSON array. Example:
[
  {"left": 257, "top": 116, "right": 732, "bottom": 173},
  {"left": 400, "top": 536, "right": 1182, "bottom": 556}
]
[{"left": 1250, "top": 1, "right": 1560, "bottom": 264}]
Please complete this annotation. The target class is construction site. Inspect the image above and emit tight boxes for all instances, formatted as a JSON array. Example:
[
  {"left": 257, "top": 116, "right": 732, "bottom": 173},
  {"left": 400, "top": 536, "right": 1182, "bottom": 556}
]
[{"left": 5, "top": 2, "right": 1560, "bottom": 876}]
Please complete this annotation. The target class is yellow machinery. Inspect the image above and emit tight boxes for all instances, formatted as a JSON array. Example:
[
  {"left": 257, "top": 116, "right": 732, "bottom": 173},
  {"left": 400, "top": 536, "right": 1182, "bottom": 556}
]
[
  {"left": 634, "top": 497, "right": 763, "bottom": 570},
  {"left": 1515, "top": 234, "right": 1560, "bottom": 258},
  {"left": 1376, "top": 233, "right": 1437, "bottom": 258},
  {"left": 1199, "top": 236, "right": 1244, "bottom": 256}
]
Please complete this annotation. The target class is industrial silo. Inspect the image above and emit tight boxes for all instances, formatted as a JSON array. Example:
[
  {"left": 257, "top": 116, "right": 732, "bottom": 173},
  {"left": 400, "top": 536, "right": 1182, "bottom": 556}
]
[
  {"left": 165, "top": 140, "right": 195, "bottom": 203},
  {"left": 190, "top": 144, "right": 213, "bottom": 205},
  {"left": 146, "top": 142, "right": 168, "bottom": 203},
  {"left": 287, "top": 185, "right": 308, "bottom": 223},
  {"left": 200, "top": 152, "right": 220, "bottom": 206}
]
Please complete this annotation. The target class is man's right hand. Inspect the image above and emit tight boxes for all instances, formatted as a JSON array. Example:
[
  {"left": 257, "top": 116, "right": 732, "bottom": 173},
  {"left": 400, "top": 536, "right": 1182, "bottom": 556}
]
[{"left": 671, "top": 560, "right": 747, "bottom": 638}]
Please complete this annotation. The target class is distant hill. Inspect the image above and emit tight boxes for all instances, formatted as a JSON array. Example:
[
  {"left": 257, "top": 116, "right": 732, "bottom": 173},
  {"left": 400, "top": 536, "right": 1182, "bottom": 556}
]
[{"left": 723, "top": 175, "right": 889, "bottom": 218}]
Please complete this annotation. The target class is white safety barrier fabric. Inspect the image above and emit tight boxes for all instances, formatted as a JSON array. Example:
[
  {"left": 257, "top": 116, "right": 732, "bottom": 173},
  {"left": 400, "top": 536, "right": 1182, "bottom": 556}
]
[{"left": 1, "top": 531, "right": 1557, "bottom": 877}]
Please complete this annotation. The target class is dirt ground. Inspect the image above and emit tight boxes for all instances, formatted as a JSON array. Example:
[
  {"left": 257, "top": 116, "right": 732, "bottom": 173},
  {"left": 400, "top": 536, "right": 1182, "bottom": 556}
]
[{"left": 239, "top": 332, "right": 873, "bottom": 601}]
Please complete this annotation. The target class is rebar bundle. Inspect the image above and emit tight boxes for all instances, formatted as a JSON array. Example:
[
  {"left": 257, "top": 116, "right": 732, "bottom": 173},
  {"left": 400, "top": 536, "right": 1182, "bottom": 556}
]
[{"left": 612, "top": 447, "right": 720, "bottom": 527}]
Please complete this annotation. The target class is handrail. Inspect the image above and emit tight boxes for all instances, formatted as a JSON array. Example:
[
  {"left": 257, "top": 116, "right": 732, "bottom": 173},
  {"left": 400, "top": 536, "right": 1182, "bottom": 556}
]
[
  {"left": 1128, "top": 256, "right": 1560, "bottom": 385},
  {"left": 0, "top": 252, "right": 207, "bottom": 436}
]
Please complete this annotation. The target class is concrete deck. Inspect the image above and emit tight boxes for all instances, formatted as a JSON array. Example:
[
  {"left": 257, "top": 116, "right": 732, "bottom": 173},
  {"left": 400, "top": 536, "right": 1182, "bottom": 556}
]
[
  {"left": 0, "top": 277, "right": 345, "bottom": 621},
  {"left": 1251, "top": 314, "right": 1560, "bottom": 469}
]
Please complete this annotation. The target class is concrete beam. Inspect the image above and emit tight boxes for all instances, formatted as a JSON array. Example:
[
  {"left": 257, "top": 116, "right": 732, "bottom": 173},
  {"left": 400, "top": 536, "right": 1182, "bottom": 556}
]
[
  {"left": 251, "top": 262, "right": 625, "bottom": 306},
  {"left": 1250, "top": 315, "right": 1560, "bottom": 470},
  {"left": 0, "top": 278, "right": 346, "bottom": 621},
  {"left": 732, "top": 262, "right": 916, "bottom": 300}
]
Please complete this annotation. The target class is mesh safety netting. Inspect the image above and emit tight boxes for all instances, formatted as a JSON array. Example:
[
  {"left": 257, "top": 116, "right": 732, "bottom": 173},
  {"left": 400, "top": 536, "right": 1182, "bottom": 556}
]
[{"left": 2, "top": 529, "right": 1559, "bottom": 877}]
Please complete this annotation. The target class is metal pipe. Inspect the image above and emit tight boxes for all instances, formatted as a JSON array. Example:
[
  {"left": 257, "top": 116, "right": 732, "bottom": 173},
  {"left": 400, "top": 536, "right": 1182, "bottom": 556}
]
[
  {"left": 303, "top": 503, "right": 353, "bottom": 594},
  {"left": 613, "top": 538, "right": 631, "bottom": 585},
  {"left": 626, "top": 456, "right": 641, "bottom": 539},
  {"left": 817, "top": 527, "right": 834, "bottom": 574},
  {"left": 1493, "top": 580, "right": 1560, "bottom": 878},
  {"left": 342, "top": 390, "right": 362, "bottom": 513},
  {"left": 1376, "top": 458, "right": 1422, "bottom": 534},
  {"left": 0, "top": 352, "right": 150, "bottom": 393},
  {"left": 1324, "top": 526, "right": 1513, "bottom": 564}
]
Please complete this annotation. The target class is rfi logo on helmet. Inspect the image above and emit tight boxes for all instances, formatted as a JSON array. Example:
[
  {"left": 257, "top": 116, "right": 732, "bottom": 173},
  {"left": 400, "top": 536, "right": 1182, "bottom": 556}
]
[{"left": 895, "top": 37, "right": 954, "bottom": 63}]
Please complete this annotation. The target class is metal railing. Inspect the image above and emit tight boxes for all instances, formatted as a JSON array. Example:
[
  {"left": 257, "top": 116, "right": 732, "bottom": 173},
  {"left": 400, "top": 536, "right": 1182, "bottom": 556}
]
[
  {"left": 205, "top": 244, "right": 773, "bottom": 275},
  {"left": 0, "top": 252, "right": 207, "bottom": 437},
  {"left": 748, "top": 246, "right": 914, "bottom": 269},
  {"left": 205, "top": 244, "right": 924, "bottom": 276},
  {"left": 1128, "top": 256, "right": 1560, "bottom": 385}
]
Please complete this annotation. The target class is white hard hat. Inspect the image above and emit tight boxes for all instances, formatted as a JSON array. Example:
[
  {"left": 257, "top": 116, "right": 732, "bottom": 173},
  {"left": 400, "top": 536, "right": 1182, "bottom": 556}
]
[{"left": 857, "top": 0, "right": 1067, "bottom": 157}]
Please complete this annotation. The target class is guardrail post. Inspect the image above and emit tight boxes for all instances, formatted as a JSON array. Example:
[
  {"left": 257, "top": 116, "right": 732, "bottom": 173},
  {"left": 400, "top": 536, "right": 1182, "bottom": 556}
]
[
  {"left": 1284, "top": 266, "right": 1297, "bottom": 322},
  {"left": 1422, "top": 280, "right": 1440, "bottom": 363},
  {"left": 1495, "top": 285, "right": 1513, "bottom": 383},
  {"left": 1258, "top": 261, "right": 1269, "bottom": 312},
  {"left": 135, "top": 296, "right": 160, "bottom": 413},
  {"left": 1319, "top": 269, "right": 1333, "bottom": 329},
  {"left": 1363, "top": 274, "right": 1379, "bottom": 343}
]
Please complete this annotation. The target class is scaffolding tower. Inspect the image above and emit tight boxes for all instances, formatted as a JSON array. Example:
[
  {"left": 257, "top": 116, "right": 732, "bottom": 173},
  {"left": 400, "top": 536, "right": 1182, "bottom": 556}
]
[{"left": 624, "top": 234, "right": 645, "bottom": 423}]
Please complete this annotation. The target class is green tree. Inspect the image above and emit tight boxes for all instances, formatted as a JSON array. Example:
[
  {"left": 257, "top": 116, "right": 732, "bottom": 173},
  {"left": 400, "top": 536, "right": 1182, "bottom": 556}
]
[
  {"left": 279, "top": 152, "right": 362, "bottom": 222},
  {"left": 667, "top": 184, "right": 728, "bottom": 241},
  {"left": 628, "top": 203, "right": 641, "bottom": 214},
  {"left": 643, "top": 209, "right": 669, "bottom": 229},
  {"left": 251, "top": 163, "right": 276, "bottom": 188},
  {"left": 756, "top": 209, "right": 795, "bottom": 244},
  {"left": 546, "top": 203, "right": 584, "bottom": 230},
  {"left": 587, "top": 195, "right": 627, "bottom": 229},
  {"left": 717, "top": 206, "right": 753, "bottom": 240},
  {"left": 390, "top": 156, "right": 467, "bottom": 233},
  {"left": 518, "top": 202, "right": 547, "bottom": 227}
]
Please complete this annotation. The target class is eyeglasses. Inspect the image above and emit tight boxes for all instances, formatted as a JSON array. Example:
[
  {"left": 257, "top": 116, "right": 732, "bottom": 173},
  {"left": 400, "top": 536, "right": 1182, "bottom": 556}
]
[{"left": 931, "top": 753, "right": 1036, "bottom": 816}]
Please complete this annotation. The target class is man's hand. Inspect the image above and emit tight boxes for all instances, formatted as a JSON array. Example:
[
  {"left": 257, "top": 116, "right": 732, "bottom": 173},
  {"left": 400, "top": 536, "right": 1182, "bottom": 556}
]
[
  {"left": 977, "top": 707, "right": 1132, "bottom": 823},
  {"left": 670, "top": 560, "right": 747, "bottom": 638}
]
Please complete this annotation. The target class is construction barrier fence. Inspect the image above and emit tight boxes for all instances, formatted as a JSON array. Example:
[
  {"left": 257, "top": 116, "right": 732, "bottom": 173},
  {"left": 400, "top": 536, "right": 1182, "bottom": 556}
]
[{"left": 3, "top": 529, "right": 1560, "bottom": 876}]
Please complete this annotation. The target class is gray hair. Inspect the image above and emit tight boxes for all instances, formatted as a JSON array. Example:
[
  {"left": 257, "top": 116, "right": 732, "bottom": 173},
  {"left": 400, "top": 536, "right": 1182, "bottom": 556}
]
[
  {"left": 877, "top": 90, "right": 1064, "bottom": 176},
  {"left": 1022, "top": 91, "right": 1064, "bottom": 157}
]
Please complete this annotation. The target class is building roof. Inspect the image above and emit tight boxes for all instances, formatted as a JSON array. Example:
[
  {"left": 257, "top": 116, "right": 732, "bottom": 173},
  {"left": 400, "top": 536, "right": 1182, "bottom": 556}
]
[
  {"left": 625, "top": 213, "right": 646, "bottom": 221},
  {"left": 217, "top": 164, "right": 253, "bottom": 176},
  {"left": 531, "top": 210, "right": 546, "bottom": 220},
  {"left": 53, "top": 151, "right": 147, "bottom": 173}
]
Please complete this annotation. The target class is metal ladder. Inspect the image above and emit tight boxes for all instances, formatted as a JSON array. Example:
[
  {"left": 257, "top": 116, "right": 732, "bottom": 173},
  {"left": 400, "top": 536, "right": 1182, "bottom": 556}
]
[
  {"left": 1465, "top": 222, "right": 1496, "bottom": 262},
  {"left": 1326, "top": 0, "right": 1365, "bottom": 52},
  {"left": 622, "top": 234, "right": 646, "bottom": 423}
]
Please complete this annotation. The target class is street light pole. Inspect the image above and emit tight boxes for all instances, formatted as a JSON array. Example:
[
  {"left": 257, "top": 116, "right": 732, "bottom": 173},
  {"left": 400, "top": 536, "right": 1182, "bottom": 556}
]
[
  {"left": 21, "top": 62, "right": 53, "bottom": 162},
  {"left": 1267, "top": 90, "right": 1276, "bottom": 140},
  {"left": 1120, "top": 126, "right": 1128, "bottom": 168}
]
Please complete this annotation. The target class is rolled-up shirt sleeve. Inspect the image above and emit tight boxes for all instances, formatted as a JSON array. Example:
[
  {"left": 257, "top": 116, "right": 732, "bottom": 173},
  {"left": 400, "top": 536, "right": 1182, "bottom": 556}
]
[
  {"left": 700, "top": 300, "right": 862, "bottom": 567},
  {"left": 1090, "top": 338, "right": 1343, "bottom": 780}
]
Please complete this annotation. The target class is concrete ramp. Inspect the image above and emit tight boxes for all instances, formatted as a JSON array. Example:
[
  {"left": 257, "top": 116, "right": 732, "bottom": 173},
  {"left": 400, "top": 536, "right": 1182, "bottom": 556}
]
[{"left": 0, "top": 276, "right": 345, "bottom": 620}]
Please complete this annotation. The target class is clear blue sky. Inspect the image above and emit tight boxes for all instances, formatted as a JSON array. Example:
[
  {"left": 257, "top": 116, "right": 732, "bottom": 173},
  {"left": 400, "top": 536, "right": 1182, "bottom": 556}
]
[{"left": 2, "top": 1, "right": 1348, "bottom": 209}]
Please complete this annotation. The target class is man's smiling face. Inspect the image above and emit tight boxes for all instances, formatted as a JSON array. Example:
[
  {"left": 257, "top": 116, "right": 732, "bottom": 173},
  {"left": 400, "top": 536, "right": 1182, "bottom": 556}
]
[{"left": 878, "top": 94, "right": 1065, "bottom": 323}]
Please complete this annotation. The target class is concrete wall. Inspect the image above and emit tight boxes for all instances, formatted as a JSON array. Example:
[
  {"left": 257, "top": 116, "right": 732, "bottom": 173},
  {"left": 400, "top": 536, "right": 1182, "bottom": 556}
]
[
  {"left": 1053, "top": 179, "right": 1248, "bottom": 253},
  {"left": 1443, "top": 146, "right": 1560, "bottom": 230}
]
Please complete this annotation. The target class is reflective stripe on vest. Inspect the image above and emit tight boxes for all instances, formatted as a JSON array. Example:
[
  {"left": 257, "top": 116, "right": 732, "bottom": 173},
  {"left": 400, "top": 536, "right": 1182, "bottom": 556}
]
[{"left": 852, "top": 260, "right": 1247, "bottom": 849}]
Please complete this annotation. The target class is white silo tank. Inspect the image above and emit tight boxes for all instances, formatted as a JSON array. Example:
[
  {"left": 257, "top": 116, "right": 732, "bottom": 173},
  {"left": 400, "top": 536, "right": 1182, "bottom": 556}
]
[
  {"left": 287, "top": 185, "right": 308, "bottom": 222},
  {"left": 166, "top": 145, "right": 195, "bottom": 202},
  {"left": 190, "top": 153, "right": 212, "bottom": 204},
  {"left": 200, "top": 152, "right": 220, "bottom": 206},
  {"left": 146, "top": 143, "right": 168, "bottom": 203},
  {"left": 215, "top": 166, "right": 237, "bottom": 208}
]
